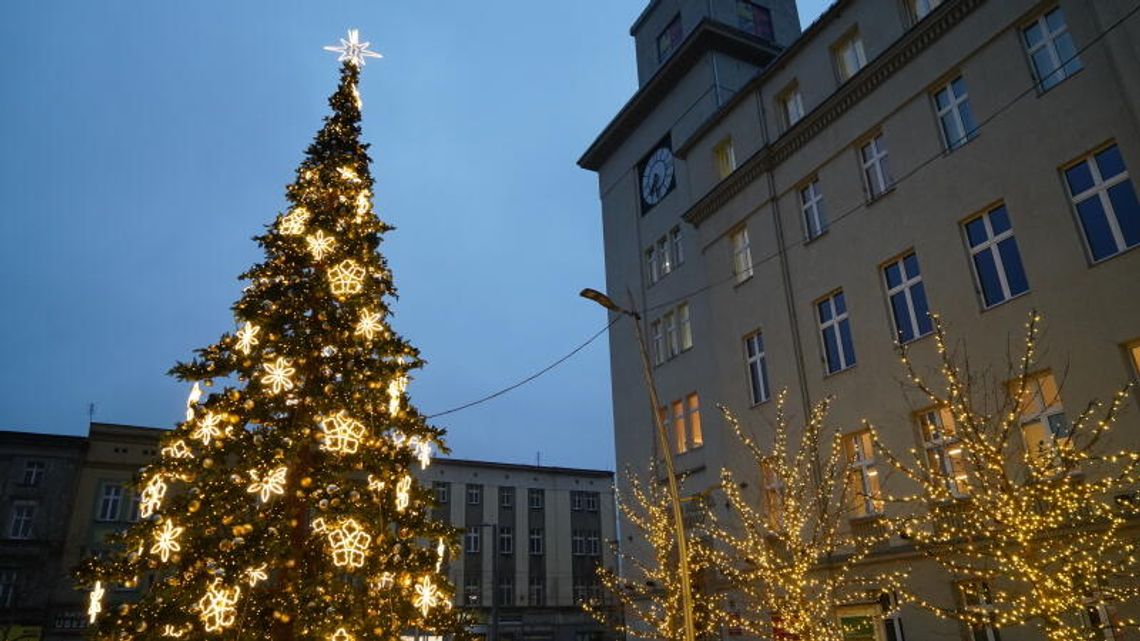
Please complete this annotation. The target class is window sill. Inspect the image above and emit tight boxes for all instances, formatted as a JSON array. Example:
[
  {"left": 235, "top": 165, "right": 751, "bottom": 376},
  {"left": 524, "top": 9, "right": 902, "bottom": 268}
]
[
  {"left": 1086, "top": 241, "right": 1140, "bottom": 268},
  {"left": 732, "top": 274, "right": 754, "bottom": 289},
  {"left": 896, "top": 330, "right": 934, "bottom": 348},
  {"left": 803, "top": 229, "right": 829, "bottom": 246},
  {"left": 865, "top": 185, "right": 896, "bottom": 206},
  {"left": 1033, "top": 67, "right": 1083, "bottom": 97},
  {"left": 823, "top": 362, "right": 858, "bottom": 379},
  {"left": 749, "top": 396, "right": 772, "bottom": 409},
  {"left": 979, "top": 289, "right": 1031, "bottom": 313}
]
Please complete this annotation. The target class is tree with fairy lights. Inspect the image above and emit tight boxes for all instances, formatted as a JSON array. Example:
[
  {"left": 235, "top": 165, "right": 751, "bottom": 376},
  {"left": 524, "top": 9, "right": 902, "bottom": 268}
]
[
  {"left": 76, "top": 30, "right": 468, "bottom": 641},
  {"left": 702, "top": 396, "right": 900, "bottom": 641},
  {"left": 869, "top": 312, "right": 1140, "bottom": 641}
]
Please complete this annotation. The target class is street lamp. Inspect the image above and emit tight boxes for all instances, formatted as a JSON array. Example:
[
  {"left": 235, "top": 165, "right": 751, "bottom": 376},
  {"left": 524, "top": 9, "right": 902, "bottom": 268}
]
[{"left": 578, "top": 288, "right": 696, "bottom": 641}]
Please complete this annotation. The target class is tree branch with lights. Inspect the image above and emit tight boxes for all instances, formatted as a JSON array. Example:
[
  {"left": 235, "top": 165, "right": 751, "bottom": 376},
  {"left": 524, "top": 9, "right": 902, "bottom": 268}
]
[
  {"left": 869, "top": 312, "right": 1140, "bottom": 641},
  {"left": 76, "top": 31, "right": 468, "bottom": 641},
  {"left": 703, "top": 396, "right": 900, "bottom": 641}
]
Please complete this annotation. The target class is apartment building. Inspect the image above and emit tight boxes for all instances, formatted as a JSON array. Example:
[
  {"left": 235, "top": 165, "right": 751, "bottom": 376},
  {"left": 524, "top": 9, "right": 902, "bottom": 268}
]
[{"left": 580, "top": 0, "right": 1140, "bottom": 639}]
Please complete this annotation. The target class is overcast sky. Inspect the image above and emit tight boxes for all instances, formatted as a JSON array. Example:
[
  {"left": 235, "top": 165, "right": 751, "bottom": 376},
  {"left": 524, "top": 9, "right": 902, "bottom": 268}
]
[{"left": 0, "top": 1, "right": 831, "bottom": 471}]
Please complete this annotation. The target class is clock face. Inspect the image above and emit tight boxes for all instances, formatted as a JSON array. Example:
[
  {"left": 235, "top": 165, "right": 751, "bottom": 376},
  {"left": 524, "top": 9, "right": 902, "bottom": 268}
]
[{"left": 640, "top": 144, "right": 676, "bottom": 210}]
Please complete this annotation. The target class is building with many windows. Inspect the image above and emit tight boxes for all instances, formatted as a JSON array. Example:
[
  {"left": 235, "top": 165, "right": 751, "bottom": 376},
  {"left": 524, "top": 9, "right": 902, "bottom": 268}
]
[{"left": 580, "top": 0, "right": 1140, "bottom": 639}]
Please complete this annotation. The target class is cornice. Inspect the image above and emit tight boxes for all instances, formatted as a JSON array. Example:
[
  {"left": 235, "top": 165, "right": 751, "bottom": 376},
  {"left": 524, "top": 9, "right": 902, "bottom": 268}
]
[{"left": 683, "top": 0, "right": 984, "bottom": 227}]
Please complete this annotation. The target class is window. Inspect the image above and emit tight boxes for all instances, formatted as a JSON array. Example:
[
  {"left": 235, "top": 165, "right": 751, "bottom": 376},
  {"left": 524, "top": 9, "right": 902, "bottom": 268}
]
[
  {"left": 1013, "top": 372, "right": 1069, "bottom": 471},
  {"left": 528, "top": 528, "right": 544, "bottom": 555},
  {"left": 963, "top": 204, "right": 1030, "bottom": 308},
  {"left": 97, "top": 483, "right": 123, "bottom": 522},
  {"left": 918, "top": 407, "right": 969, "bottom": 497},
  {"left": 844, "top": 431, "right": 883, "bottom": 517},
  {"left": 528, "top": 489, "right": 544, "bottom": 510},
  {"left": 664, "top": 311, "right": 679, "bottom": 358},
  {"left": 911, "top": 0, "right": 943, "bottom": 21},
  {"left": 737, "top": 1, "right": 774, "bottom": 40},
  {"left": 883, "top": 251, "right": 933, "bottom": 344},
  {"left": 780, "top": 84, "right": 805, "bottom": 128},
  {"left": 818, "top": 291, "right": 856, "bottom": 374},
  {"left": 671, "top": 226, "right": 684, "bottom": 266},
  {"left": 1128, "top": 340, "right": 1140, "bottom": 386},
  {"left": 744, "top": 332, "right": 770, "bottom": 405},
  {"left": 646, "top": 226, "right": 684, "bottom": 286},
  {"left": 714, "top": 138, "right": 736, "bottom": 179},
  {"left": 465, "top": 526, "right": 481, "bottom": 554},
  {"left": 1064, "top": 144, "right": 1140, "bottom": 262},
  {"left": 464, "top": 577, "right": 480, "bottom": 606},
  {"left": 499, "top": 526, "right": 514, "bottom": 554},
  {"left": 22, "top": 461, "right": 44, "bottom": 487},
  {"left": 1023, "top": 7, "right": 1082, "bottom": 91},
  {"left": 657, "top": 16, "right": 683, "bottom": 62},
  {"left": 571, "top": 491, "right": 584, "bottom": 511},
  {"left": 958, "top": 581, "right": 1001, "bottom": 641},
  {"left": 466, "top": 484, "right": 482, "bottom": 505},
  {"left": 499, "top": 486, "right": 514, "bottom": 508},
  {"left": 678, "top": 303, "right": 693, "bottom": 351},
  {"left": 657, "top": 235, "right": 673, "bottom": 276},
  {"left": 933, "top": 76, "right": 977, "bottom": 150},
  {"left": 433, "top": 481, "right": 450, "bottom": 504},
  {"left": 860, "top": 134, "right": 894, "bottom": 199},
  {"left": 574, "top": 583, "right": 589, "bottom": 604},
  {"left": 584, "top": 492, "right": 600, "bottom": 512},
  {"left": 800, "top": 179, "right": 827, "bottom": 240},
  {"left": 655, "top": 303, "right": 692, "bottom": 363},
  {"left": 499, "top": 578, "right": 514, "bottom": 607},
  {"left": 651, "top": 320, "right": 665, "bottom": 365},
  {"left": 528, "top": 576, "right": 545, "bottom": 605},
  {"left": 761, "top": 458, "right": 784, "bottom": 530},
  {"left": 127, "top": 492, "right": 141, "bottom": 523},
  {"left": 731, "top": 227, "right": 753, "bottom": 282},
  {"left": 1084, "top": 597, "right": 1119, "bottom": 641},
  {"left": 834, "top": 31, "right": 867, "bottom": 81},
  {"left": 665, "top": 393, "right": 703, "bottom": 454},
  {"left": 0, "top": 570, "right": 15, "bottom": 608},
  {"left": 587, "top": 531, "right": 600, "bottom": 556},
  {"left": 7, "top": 504, "right": 34, "bottom": 540},
  {"left": 572, "top": 531, "right": 586, "bottom": 556},
  {"left": 836, "top": 603, "right": 886, "bottom": 641},
  {"left": 645, "top": 246, "right": 659, "bottom": 285}
]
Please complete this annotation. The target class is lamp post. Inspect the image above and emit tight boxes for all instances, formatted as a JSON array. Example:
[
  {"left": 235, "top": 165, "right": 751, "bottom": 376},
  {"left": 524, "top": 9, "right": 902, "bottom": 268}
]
[{"left": 579, "top": 288, "right": 696, "bottom": 641}]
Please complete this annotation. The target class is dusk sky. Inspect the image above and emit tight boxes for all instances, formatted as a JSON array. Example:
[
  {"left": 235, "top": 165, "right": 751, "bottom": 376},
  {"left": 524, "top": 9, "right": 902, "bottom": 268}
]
[{"left": 0, "top": 1, "right": 830, "bottom": 471}]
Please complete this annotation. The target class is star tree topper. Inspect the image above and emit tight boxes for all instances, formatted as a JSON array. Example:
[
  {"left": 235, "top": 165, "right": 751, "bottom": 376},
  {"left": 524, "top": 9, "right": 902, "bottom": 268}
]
[{"left": 324, "top": 29, "right": 382, "bottom": 67}]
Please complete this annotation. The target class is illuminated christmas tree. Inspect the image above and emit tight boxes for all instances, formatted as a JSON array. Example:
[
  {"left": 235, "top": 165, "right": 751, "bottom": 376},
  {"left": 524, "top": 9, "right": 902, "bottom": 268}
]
[
  {"left": 704, "top": 397, "right": 898, "bottom": 641},
  {"left": 870, "top": 313, "right": 1140, "bottom": 641},
  {"left": 77, "top": 30, "right": 466, "bottom": 641}
]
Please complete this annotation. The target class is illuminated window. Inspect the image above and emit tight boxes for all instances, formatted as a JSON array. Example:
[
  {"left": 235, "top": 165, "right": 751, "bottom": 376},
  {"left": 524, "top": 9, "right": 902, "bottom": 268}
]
[
  {"left": 958, "top": 580, "right": 1001, "bottom": 641},
  {"left": 657, "top": 16, "right": 683, "bottom": 62},
  {"left": 761, "top": 457, "right": 784, "bottom": 530},
  {"left": 1013, "top": 372, "right": 1069, "bottom": 470},
  {"left": 687, "top": 394, "right": 703, "bottom": 449},
  {"left": 715, "top": 138, "right": 737, "bottom": 179},
  {"left": 646, "top": 226, "right": 684, "bottom": 286},
  {"left": 833, "top": 31, "right": 867, "bottom": 81},
  {"left": 1023, "top": 7, "right": 1082, "bottom": 91},
  {"left": 731, "top": 227, "right": 753, "bottom": 282},
  {"left": 917, "top": 407, "right": 969, "bottom": 496},
  {"left": 1064, "top": 144, "right": 1140, "bottom": 262},
  {"left": 882, "top": 251, "right": 933, "bottom": 344},
  {"left": 860, "top": 134, "right": 894, "bottom": 199},
  {"left": 801, "top": 178, "right": 827, "bottom": 240},
  {"left": 97, "top": 483, "right": 122, "bottom": 522},
  {"left": 843, "top": 431, "right": 882, "bottom": 517},
  {"left": 666, "top": 393, "right": 703, "bottom": 454},
  {"left": 679, "top": 303, "right": 693, "bottom": 352}
]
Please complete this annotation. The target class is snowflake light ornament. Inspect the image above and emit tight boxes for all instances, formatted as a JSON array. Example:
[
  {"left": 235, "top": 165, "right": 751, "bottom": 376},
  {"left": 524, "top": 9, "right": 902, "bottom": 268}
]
[
  {"left": 374, "top": 571, "right": 395, "bottom": 590},
  {"left": 354, "top": 309, "right": 384, "bottom": 340},
  {"left": 88, "top": 581, "right": 105, "bottom": 623},
  {"left": 278, "top": 207, "right": 311, "bottom": 235},
  {"left": 198, "top": 579, "right": 241, "bottom": 633},
  {"left": 328, "top": 259, "right": 366, "bottom": 297},
  {"left": 161, "top": 625, "right": 189, "bottom": 638},
  {"left": 236, "top": 321, "right": 261, "bottom": 355},
  {"left": 162, "top": 439, "right": 192, "bottom": 459},
  {"left": 327, "top": 518, "right": 371, "bottom": 569},
  {"left": 193, "top": 412, "right": 225, "bottom": 445},
  {"left": 261, "top": 357, "right": 296, "bottom": 394},
  {"left": 306, "top": 230, "right": 336, "bottom": 261},
  {"left": 245, "top": 563, "right": 269, "bottom": 587},
  {"left": 247, "top": 466, "right": 288, "bottom": 503},
  {"left": 395, "top": 474, "right": 412, "bottom": 512},
  {"left": 139, "top": 475, "right": 167, "bottom": 519},
  {"left": 151, "top": 519, "right": 184, "bottom": 562},
  {"left": 354, "top": 190, "right": 371, "bottom": 221},
  {"left": 408, "top": 436, "right": 432, "bottom": 469},
  {"left": 324, "top": 29, "right": 382, "bottom": 67},
  {"left": 319, "top": 411, "right": 366, "bottom": 454},
  {"left": 413, "top": 575, "right": 441, "bottom": 617}
]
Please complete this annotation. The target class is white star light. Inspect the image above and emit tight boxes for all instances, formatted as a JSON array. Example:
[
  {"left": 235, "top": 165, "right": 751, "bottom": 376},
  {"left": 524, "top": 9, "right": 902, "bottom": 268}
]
[{"left": 324, "top": 29, "right": 382, "bottom": 67}]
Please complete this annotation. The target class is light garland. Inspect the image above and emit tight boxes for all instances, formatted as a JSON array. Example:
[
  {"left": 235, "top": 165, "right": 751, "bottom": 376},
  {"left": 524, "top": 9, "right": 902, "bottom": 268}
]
[
  {"left": 197, "top": 579, "right": 240, "bottom": 633},
  {"left": 435, "top": 538, "right": 446, "bottom": 573},
  {"left": 261, "top": 357, "right": 296, "bottom": 394},
  {"left": 395, "top": 474, "right": 412, "bottom": 512},
  {"left": 319, "top": 410, "right": 366, "bottom": 454},
  {"left": 327, "top": 518, "right": 371, "bottom": 569},
  {"left": 330, "top": 628, "right": 354, "bottom": 641},
  {"left": 247, "top": 466, "right": 288, "bottom": 502},
  {"left": 387, "top": 374, "right": 407, "bottom": 416}
]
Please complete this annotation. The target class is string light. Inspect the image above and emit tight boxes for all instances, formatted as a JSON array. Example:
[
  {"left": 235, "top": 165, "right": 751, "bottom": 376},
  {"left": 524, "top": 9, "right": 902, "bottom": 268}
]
[
  {"left": 319, "top": 411, "right": 366, "bottom": 454},
  {"left": 88, "top": 581, "right": 104, "bottom": 624},
  {"left": 388, "top": 374, "right": 408, "bottom": 416},
  {"left": 161, "top": 439, "right": 192, "bottom": 459},
  {"left": 261, "top": 357, "right": 296, "bottom": 394},
  {"left": 236, "top": 321, "right": 260, "bottom": 355},
  {"left": 327, "top": 518, "right": 371, "bottom": 569},
  {"left": 161, "top": 624, "right": 188, "bottom": 638},
  {"left": 197, "top": 579, "right": 240, "bottom": 632},
  {"left": 278, "top": 207, "right": 310, "bottom": 235},
  {"left": 409, "top": 436, "right": 432, "bottom": 469},
  {"left": 354, "top": 309, "right": 384, "bottom": 340},
  {"left": 151, "top": 519, "right": 184, "bottom": 562},
  {"left": 328, "top": 259, "right": 365, "bottom": 296},
  {"left": 435, "top": 538, "right": 446, "bottom": 573},
  {"left": 247, "top": 466, "right": 288, "bottom": 502},
  {"left": 330, "top": 628, "right": 354, "bottom": 641},
  {"left": 354, "top": 190, "right": 370, "bottom": 221},
  {"left": 374, "top": 572, "right": 395, "bottom": 590}
]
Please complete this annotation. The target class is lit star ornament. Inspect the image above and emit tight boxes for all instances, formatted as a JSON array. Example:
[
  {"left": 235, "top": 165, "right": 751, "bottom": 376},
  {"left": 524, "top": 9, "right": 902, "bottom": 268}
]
[
  {"left": 235, "top": 321, "right": 260, "bottom": 355},
  {"left": 262, "top": 357, "right": 296, "bottom": 394},
  {"left": 198, "top": 579, "right": 241, "bottom": 632},
  {"left": 162, "top": 439, "right": 192, "bottom": 459},
  {"left": 324, "top": 29, "right": 382, "bottom": 67},
  {"left": 88, "top": 581, "right": 104, "bottom": 623},
  {"left": 327, "top": 518, "right": 371, "bottom": 569},
  {"left": 395, "top": 474, "right": 412, "bottom": 512},
  {"left": 193, "top": 412, "right": 225, "bottom": 445},
  {"left": 306, "top": 229, "right": 336, "bottom": 261},
  {"left": 151, "top": 519, "right": 184, "bottom": 562},
  {"left": 413, "top": 575, "right": 441, "bottom": 617},
  {"left": 388, "top": 373, "right": 408, "bottom": 416},
  {"left": 247, "top": 466, "right": 288, "bottom": 502},
  {"left": 278, "top": 207, "right": 310, "bottom": 235},
  {"left": 331, "top": 628, "right": 355, "bottom": 641},
  {"left": 354, "top": 309, "right": 384, "bottom": 340}
]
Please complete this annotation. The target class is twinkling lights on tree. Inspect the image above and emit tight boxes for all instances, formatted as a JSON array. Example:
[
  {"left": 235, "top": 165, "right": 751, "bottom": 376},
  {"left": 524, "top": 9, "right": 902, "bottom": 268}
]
[
  {"left": 869, "top": 313, "right": 1140, "bottom": 641},
  {"left": 76, "top": 32, "right": 464, "bottom": 641},
  {"left": 704, "top": 397, "right": 899, "bottom": 641}
]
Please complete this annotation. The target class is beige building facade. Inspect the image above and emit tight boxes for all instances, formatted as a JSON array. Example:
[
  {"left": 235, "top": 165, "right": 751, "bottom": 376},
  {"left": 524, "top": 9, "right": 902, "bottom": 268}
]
[{"left": 580, "top": 0, "right": 1140, "bottom": 639}]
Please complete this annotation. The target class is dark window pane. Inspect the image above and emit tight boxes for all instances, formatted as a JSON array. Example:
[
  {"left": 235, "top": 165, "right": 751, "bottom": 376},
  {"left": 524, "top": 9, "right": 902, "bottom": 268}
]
[
  {"left": 834, "top": 291, "right": 847, "bottom": 315},
  {"left": 988, "top": 206, "right": 1011, "bottom": 234},
  {"left": 823, "top": 325, "right": 840, "bottom": 373},
  {"left": 754, "top": 333, "right": 765, "bottom": 351},
  {"left": 818, "top": 299, "right": 833, "bottom": 322},
  {"left": 1076, "top": 197, "right": 1118, "bottom": 260},
  {"left": 997, "top": 238, "right": 1029, "bottom": 296},
  {"left": 965, "top": 218, "right": 988, "bottom": 247},
  {"left": 1023, "top": 22, "right": 1043, "bottom": 48},
  {"left": 951, "top": 77, "right": 966, "bottom": 98},
  {"left": 903, "top": 253, "right": 920, "bottom": 278},
  {"left": 1107, "top": 182, "right": 1140, "bottom": 248},
  {"left": 839, "top": 318, "right": 856, "bottom": 366},
  {"left": 885, "top": 262, "right": 902, "bottom": 288},
  {"left": 749, "top": 361, "right": 763, "bottom": 403},
  {"left": 1044, "top": 8, "right": 1066, "bottom": 32},
  {"left": 935, "top": 88, "right": 951, "bottom": 110},
  {"left": 890, "top": 292, "right": 914, "bottom": 343},
  {"left": 912, "top": 283, "right": 933, "bottom": 336},
  {"left": 1057, "top": 33, "right": 1082, "bottom": 76},
  {"left": 1095, "top": 145, "right": 1126, "bottom": 179},
  {"left": 759, "top": 358, "right": 770, "bottom": 401},
  {"left": 974, "top": 251, "right": 1004, "bottom": 307},
  {"left": 745, "top": 336, "right": 757, "bottom": 358},
  {"left": 1065, "top": 161, "right": 1095, "bottom": 195},
  {"left": 942, "top": 113, "right": 963, "bottom": 148},
  {"left": 959, "top": 102, "right": 978, "bottom": 138}
]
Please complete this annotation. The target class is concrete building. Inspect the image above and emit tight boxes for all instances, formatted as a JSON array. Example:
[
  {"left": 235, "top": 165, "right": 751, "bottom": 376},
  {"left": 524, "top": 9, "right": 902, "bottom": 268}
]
[
  {"left": 580, "top": 0, "right": 1140, "bottom": 640},
  {"left": 0, "top": 424, "right": 618, "bottom": 641}
]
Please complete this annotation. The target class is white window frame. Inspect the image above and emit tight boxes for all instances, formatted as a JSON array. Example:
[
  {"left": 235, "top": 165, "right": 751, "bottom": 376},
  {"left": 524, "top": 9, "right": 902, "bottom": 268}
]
[
  {"left": 834, "top": 32, "right": 867, "bottom": 81},
  {"left": 731, "top": 227, "right": 754, "bottom": 282},
  {"left": 1023, "top": 7, "right": 1082, "bottom": 90},
  {"left": 587, "top": 531, "right": 600, "bottom": 556},
  {"left": 499, "top": 526, "right": 513, "bottom": 554},
  {"left": 958, "top": 580, "right": 1000, "bottom": 641},
  {"left": 933, "top": 76, "right": 975, "bottom": 150},
  {"left": 664, "top": 311, "right": 679, "bottom": 358},
  {"left": 571, "top": 492, "right": 584, "bottom": 511},
  {"left": 670, "top": 226, "right": 684, "bottom": 266},
  {"left": 964, "top": 207, "right": 1024, "bottom": 308},
  {"left": 499, "top": 578, "right": 514, "bottom": 606},
  {"left": 434, "top": 481, "right": 449, "bottom": 504},
  {"left": 585, "top": 492, "right": 599, "bottom": 512},
  {"left": 657, "top": 236, "right": 673, "bottom": 276},
  {"left": 818, "top": 292, "right": 855, "bottom": 374},
  {"left": 800, "top": 179, "right": 827, "bottom": 240},
  {"left": 882, "top": 252, "right": 931, "bottom": 344},
  {"left": 572, "top": 531, "right": 586, "bottom": 556},
  {"left": 499, "top": 486, "right": 514, "bottom": 508},
  {"left": 528, "top": 488, "right": 544, "bottom": 510},
  {"left": 529, "top": 528, "right": 544, "bottom": 555},
  {"left": 1014, "top": 372, "right": 1069, "bottom": 469},
  {"left": 911, "top": 0, "right": 943, "bottom": 21},
  {"left": 645, "top": 246, "right": 659, "bottom": 285},
  {"left": 744, "top": 332, "right": 770, "bottom": 405},
  {"left": 97, "top": 483, "right": 123, "bottom": 522},
  {"left": 714, "top": 138, "right": 737, "bottom": 179},
  {"left": 22, "top": 461, "right": 45, "bottom": 487},
  {"left": 466, "top": 484, "right": 482, "bottom": 505},
  {"left": 464, "top": 577, "right": 481, "bottom": 605},
  {"left": 650, "top": 320, "right": 665, "bottom": 365},
  {"left": 1065, "top": 145, "right": 1138, "bottom": 261},
  {"left": 844, "top": 431, "right": 882, "bottom": 517},
  {"left": 678, "top": 303, "right": 693, "bottom": 351},
  {"left": 860, "top": 134, "right": 893, "bottom": 199},
  {"left": 918, "top": 407, "right": 969, "bottom": 497},
  {"left": 8, "top": 503, "right": 34, "bottom": 540},
  {"left": 465, "top": 526, "right": 481, "bottom": 554},
  {"left": 528, "top": 576, "right": 545, "bottom": 605},
  {"left": 781, "top": 85, "right": 805, "bottom": 128}
]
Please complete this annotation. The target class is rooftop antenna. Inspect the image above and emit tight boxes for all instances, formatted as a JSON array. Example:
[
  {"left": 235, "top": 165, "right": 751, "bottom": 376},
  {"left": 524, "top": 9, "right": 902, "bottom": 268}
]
[
  {"left": 536, "top": 451, "right": 542, "bottom": 467},
  {"left": 88, "top": 403, "right": 96, "bottom": 423}
]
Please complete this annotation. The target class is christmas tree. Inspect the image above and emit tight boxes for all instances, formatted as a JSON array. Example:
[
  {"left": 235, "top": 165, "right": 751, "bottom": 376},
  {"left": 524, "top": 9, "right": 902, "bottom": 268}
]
[{"left": 78, "top": 30, "right": 466, "bottom": 641}]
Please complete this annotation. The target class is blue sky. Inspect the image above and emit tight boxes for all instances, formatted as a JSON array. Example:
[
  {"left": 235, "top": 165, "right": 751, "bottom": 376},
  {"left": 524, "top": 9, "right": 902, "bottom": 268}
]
[{"left": 0, "top": 1, "right": 830, "bottom": 471}]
